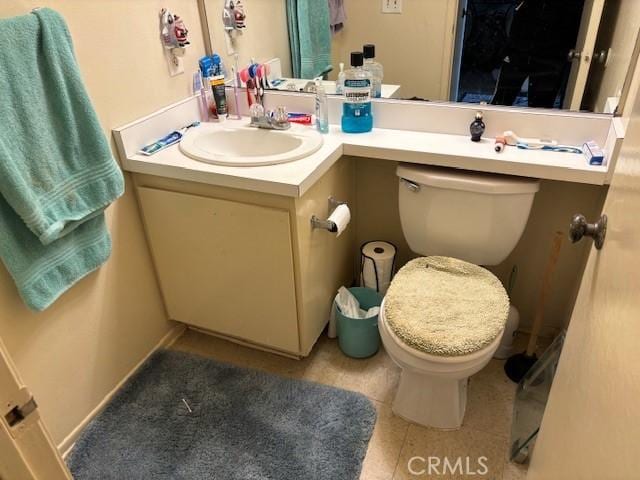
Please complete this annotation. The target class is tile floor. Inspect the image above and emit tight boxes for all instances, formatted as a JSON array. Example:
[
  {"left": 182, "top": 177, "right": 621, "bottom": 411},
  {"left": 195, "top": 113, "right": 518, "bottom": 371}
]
[{"left": 171, "top": 329, "right": 530, "bottom": 480}]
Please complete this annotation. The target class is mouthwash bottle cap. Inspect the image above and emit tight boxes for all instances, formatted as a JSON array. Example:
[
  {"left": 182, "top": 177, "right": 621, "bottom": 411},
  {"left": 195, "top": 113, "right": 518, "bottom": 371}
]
[
  {"left": 351, "top": 51, "right": 364, "bottom": 67},
  {"left": 363, "top": 44, "right": 376, "bottom": 59}
]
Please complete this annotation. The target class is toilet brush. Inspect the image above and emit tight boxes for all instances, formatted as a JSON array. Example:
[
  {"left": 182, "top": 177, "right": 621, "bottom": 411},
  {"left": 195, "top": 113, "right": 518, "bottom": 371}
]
[{"left": 504, "top": 231, "right": 564, "bottom": 383}]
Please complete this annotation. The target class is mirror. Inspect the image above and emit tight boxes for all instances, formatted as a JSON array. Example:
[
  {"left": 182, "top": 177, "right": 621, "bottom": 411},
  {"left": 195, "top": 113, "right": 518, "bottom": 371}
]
[{"left": 200, "top": 0, "right": 640, "bottom": 114}]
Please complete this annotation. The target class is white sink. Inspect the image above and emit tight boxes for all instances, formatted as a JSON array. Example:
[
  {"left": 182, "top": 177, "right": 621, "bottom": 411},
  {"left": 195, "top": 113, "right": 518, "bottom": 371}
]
[{"left": 179, "top": 121, "right": 324, "bottom": 166}]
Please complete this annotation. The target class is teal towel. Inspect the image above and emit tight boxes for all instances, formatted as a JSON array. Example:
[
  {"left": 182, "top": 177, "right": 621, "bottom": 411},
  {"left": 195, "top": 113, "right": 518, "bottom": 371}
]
[
  {"left": 0, "top": 8, "right": 124, "bottom": 311},
  {"left": 286, "top": 0, "right": 332, "bottom": 79}
]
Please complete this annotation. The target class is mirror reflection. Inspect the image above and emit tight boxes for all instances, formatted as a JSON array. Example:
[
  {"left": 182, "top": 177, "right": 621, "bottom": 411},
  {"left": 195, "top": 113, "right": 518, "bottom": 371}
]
[{"left": 204, "top": 0, "right": 640, "bottom": 114}]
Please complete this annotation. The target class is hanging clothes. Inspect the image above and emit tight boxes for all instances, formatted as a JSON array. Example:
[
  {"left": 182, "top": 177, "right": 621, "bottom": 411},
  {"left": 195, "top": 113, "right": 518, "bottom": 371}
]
[
  {"left": 328, "top": 0, "right": 347, "bottom": 34},
  {"left": 491, "top": 0, "right": 584, "bottom": 108}
]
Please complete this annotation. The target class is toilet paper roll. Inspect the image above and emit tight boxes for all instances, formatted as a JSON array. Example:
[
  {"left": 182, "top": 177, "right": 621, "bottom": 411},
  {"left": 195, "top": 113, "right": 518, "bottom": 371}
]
[
  {"left": 360, "top": 241, "right": 396, "bottom": 295},
  {"left": 328, "top": 204, "right": 351, "bottom": 237}
]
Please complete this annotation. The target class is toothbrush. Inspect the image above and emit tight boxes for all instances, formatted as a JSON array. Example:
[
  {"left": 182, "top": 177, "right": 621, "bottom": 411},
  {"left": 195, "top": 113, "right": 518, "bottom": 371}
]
[
  {"left": 260, "top": 63, "right": 271, "bottom": 89},
  {"left": 239, "top": 68, "right": 253, "bottom": 106},
  {"left": 232, "top": 54, "right": 242, "bottom": 120},
  {"left": 503, "top": 130, "right": 558, "bottom": 147},
  {"left": 231, "top": 66, "right": 242, "bottom": 120},
  {"left": 502, "top": 130, "right": 581, "bottom": 154},
  {"left": 516, "top": 143, "right": 583, "bottom": 154},
  {"left": 248, "top": 63, "right": 262, "bottom": 104},
  {"left": 192, "top": 71, "right": 209, "bottom": 122},
  {"left": 139, "top": 122, "right": 200, "bottom": 156},
  {"left": 256, "top": 66, "right": 266, "bottom": 104},
  {"left": 245, "top": 78, "right": 255, "bottom": 106}
]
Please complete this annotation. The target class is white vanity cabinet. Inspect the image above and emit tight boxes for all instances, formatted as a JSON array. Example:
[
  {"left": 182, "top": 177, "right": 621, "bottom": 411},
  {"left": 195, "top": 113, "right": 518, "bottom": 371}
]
[
  {"left": 134, "top": 158, "right": 355, "bottom": 357},
  {"left": 137, "top": 187, "right": 300, "bottom": 352}
]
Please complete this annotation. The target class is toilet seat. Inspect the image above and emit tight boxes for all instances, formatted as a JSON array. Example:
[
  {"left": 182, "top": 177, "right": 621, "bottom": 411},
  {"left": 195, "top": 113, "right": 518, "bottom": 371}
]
[
  {"left": 381, "top": 305, "right": 503, "bottom": 365},
  {"left": 384, "top": 257, "right": 509, "bottom": 357}
]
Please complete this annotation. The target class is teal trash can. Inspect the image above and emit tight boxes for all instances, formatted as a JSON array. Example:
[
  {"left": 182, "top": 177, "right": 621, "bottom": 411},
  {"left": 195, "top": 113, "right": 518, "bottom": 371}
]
[{"left": 336, "top": 287, "right": 383, "bottom": 358}]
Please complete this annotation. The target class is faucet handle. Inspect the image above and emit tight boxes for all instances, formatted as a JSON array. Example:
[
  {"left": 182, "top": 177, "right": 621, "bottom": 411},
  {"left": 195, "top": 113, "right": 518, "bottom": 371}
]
[
  {"left": 274, "top": 106, "right": 288, "bottom": 124},
  {"left": 249, "top": 103, "right": 265, "bottom": 119}
]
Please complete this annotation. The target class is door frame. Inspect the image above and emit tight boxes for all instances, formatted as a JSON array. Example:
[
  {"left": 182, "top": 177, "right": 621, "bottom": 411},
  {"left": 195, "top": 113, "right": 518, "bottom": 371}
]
[
  {"left": 0, "top": 336, "right": 71, "bottom": 480},
  {"left": 449, "top": 0, "right": 468, "bottom": 101},
  {"left": 563, "top": 0, "right": 606, "bottom": 110}
]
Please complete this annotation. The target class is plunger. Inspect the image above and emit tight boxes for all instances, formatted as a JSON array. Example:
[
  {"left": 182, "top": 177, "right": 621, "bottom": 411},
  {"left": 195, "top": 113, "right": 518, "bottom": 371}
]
[{"left": 504, "top": 231, "right": 564, "bottom": 383}]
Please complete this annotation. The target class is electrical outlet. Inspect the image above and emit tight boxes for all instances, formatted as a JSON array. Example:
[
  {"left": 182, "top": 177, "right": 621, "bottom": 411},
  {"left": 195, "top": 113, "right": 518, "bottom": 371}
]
[
  {"left": 166, "top": 48, "right": 185, "bottom": 77},
  {"left": 382, "top": 0, "right": 402, "bottom": 14}
]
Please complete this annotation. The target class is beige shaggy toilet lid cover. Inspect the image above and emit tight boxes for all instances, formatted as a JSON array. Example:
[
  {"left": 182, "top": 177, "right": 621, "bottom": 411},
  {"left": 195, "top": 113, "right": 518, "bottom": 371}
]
[{"left": 384, "top": 257, "right": 509, "bottom": 357}]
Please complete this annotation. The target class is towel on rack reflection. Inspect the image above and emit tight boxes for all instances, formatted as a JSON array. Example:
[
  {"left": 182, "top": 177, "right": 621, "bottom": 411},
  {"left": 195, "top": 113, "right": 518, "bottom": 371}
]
[
  {"left": 0, "top": 8, "right": 124, "bottom": 310},
  {"left": 286, "top": 0, "right": 332, "bottom": 78}
]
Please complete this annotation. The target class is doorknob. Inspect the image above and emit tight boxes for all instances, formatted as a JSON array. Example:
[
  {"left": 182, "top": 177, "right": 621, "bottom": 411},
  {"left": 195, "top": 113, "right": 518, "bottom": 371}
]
[
  {"left": 595, "top": 49, "right": 609, "bottom": 65},
  {"left": 569, "top": 214, "right": 607, "bottom": 249},
  {"left": 567, "top": 49, "right": 582, "bottom": 61}
]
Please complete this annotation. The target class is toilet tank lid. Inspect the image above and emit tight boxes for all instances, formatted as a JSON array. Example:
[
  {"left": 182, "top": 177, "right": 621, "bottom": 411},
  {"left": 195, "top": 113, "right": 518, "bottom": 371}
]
[{"left": 397, "top": 164, "right": 540, "bottom": 195}]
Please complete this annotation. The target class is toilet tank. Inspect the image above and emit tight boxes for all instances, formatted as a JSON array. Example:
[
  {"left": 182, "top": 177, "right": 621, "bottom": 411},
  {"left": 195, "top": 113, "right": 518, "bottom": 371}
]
[{"left": 397, "top": 164, "right": 540, "bottom": 266}]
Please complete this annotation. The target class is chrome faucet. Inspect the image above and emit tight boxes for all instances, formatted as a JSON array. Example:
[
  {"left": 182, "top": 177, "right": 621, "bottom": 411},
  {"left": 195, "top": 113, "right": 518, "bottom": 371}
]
[{"left": 249, "top": 105, "right": 291, "bottom": 130}]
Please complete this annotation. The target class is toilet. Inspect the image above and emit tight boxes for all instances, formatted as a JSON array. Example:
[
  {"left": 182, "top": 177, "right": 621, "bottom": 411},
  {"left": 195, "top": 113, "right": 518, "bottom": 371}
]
[{"left": 379, "top": 164, "right": 539, "bottom": 429}]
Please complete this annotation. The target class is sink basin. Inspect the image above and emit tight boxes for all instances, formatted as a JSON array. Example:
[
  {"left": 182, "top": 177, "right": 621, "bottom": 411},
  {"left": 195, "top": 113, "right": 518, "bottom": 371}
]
[{"left": 179, "top": 122, "right": 324, "bottom": 166}]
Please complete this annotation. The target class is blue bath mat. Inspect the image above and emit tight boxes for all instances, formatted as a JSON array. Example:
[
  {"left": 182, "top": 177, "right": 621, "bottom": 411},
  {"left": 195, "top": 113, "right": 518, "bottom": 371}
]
[{"left": 67, "top": 349, "right": 376, "bottom": 479}]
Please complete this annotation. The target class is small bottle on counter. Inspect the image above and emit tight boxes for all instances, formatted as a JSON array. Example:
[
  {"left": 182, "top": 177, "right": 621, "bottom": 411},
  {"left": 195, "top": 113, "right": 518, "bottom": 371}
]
[
  {"left": 336, "top": 62, "right": 346, "bottom": 95},
  {"left": 315, "top": 79, "right": 329, "bottom": 134},
  {"left": 469, "top": 111, "right": 485, "bottom": 142}
]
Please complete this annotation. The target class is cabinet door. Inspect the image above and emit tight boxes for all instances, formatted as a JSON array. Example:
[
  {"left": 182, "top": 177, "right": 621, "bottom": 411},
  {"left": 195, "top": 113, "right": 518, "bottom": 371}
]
[{"left": 137, "top": 187, "right": 299, "bottom": 353}]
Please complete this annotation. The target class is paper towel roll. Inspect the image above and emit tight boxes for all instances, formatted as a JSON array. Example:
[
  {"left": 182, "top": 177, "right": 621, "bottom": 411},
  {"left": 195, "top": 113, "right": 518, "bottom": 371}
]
[
  {"left": 328, "top": 204, "right": 351, "bottom": 237},
  {"left": 360, "top": 241, "right": 396, "bottom": 295}
]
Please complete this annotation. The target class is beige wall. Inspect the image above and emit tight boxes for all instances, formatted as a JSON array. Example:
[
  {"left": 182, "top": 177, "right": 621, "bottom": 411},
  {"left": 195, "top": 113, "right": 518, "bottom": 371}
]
[
  {"left": 204, "top": 0, "right": 291, "bottom": 77},
  {"left": 353, "top": 157, "right": 607, "bottom": 334},
  {"left": 585, "top": 0, "right": 640, "bottom": 112},
  {"left": 330, "top": 0, "right": 457, "bottom": 100},
  {"left": 0, "top": 0, "right": 205, "bottom": 446}
]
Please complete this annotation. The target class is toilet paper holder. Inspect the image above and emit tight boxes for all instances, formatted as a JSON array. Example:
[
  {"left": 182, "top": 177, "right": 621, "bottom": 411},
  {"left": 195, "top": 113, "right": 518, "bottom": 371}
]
[{"left": 310, "top": 197, "right": 347, "bottom": 232}]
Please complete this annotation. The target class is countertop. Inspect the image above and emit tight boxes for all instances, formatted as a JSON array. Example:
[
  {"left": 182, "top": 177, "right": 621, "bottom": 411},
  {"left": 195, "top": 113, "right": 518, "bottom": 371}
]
[
  {"left": 118, "top": 118, "right": 608, "bottom": 198},
  {"left": 269, "top": 78, "right": 402, "bottom": 99}
]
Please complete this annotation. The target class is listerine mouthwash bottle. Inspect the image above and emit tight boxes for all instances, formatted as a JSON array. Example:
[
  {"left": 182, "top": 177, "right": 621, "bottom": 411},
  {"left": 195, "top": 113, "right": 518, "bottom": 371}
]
[
  {"left": 363, "top": 44, "right": 383, "bottom": 98},
  {"left": 341, "top": 52, "right": 373, "bottom": 133}
]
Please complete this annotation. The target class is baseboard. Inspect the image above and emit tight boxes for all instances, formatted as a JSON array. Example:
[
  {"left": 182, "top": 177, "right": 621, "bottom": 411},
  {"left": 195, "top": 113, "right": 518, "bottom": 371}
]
[
  {"left": 58, "top": 322, "right": 186, "bottom": 458},
  {"left": 188, "top": 326, "right": 303, "bottom": 360}
]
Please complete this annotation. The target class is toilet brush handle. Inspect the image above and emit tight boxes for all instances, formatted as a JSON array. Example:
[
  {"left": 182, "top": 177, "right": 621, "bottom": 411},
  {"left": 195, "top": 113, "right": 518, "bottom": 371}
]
[{"left": 526, "top": 231, "right": 564, "bottom": 357}]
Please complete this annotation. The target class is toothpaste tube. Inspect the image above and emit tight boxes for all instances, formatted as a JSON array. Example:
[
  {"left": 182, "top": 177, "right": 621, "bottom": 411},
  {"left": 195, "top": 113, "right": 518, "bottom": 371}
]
[
  {"left": 139, "top": 122, "right": 200, "bottom": 156},
  {"left": 583, "top": 140, "right": 606, "bottom": 166},
  {"left": 287, "top": 112, "right": 312, "bottom": 125}
]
